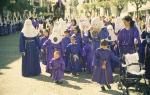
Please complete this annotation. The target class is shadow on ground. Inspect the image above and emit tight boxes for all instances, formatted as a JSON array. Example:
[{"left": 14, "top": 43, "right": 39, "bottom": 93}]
[
  {"left": 113, "top": 74, "right": 120, "bottom": 83},
  {"left": 60, "top": 80, "right": 82, "bottom": 90},
  {"left": 0, "top": 72, "right": 3, "bottom": 75},
  {"left": 101, "top": 90, "right": 122, "bottom": 95},
  {"left": 64, "top": 72, "right": 92, "bottom": 83},
  {"left": 0, "top": 33, "right": 20, "bottom": 71},
  {"left": 31, "top": 74, "right": 82, "bottom": 90},
  {"left": 32, "top": 74, "right": 53, "bottom": 82}
]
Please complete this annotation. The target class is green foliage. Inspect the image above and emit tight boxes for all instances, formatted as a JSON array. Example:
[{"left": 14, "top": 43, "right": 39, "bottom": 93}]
[
  {"left": 7, "top": 0, "right": 33, "bottom": 13},
  {"left": 111, "top": 0, "right": 128, "bottom": 16},
  {"left": 0, "top": 0, "right": 9, "bottom": 13},
  {"left": 112, "top": 0, "right": 128, "bottom": 9},
  {"left": 35, "top": 7, "right": 47, "bottom": 14},
  {"left": 102, "top": 1, "right": 110, "bottom": 8}
]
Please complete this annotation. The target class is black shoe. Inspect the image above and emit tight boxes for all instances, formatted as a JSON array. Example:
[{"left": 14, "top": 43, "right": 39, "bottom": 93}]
[
  {"left": 57, "top": 81, "right": 63, "bottom": 84},
  {"left": 55, "top": 81, "right": 59, "bottom": 83},
  {"left": 55, "top": 80, "right": 63, "bottom": 84},
  {"left": 106, "top": 84, "right": 111, "bottom": 89},
  {"left": 72, "top": 73, "right": 77, "bottom": 76},
  {"left": 101, "top": 86, "right": 106, "bottom": 91}
]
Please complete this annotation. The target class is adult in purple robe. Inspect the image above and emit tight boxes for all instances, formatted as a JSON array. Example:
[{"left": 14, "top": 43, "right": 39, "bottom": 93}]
[
  {"left": 92, "top": 40, "right": 120, "bottom": 91},
  {"left": 66, "top": 35, "right": 82, "bottom": 75},
  {"left": 118, "top": 16, "right": 140, "bottom": 55},
  {"left": 82, "top": 35, "right": 93, "bottom": 73},
  {"left": 47, "top": 51, "right": 65, "bottom": 83},
  {"left": 19, "top": 19, "right": 41, "bottom": 77},
  {"left": 61, "top": 30, "right": 71, "bottom": 72}
]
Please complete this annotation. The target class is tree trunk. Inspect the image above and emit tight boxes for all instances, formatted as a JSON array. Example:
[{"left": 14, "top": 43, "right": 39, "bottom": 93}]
[
  {"left": 104, "top": 8, "right": 107, "bottom": 16},
  {"left": 108, "top": 7, "right": 111, "bottom": 16},
  {"left": 136, "top": 4, "right": 139, "bottom": 19},
  {"left": 117, "top": 8, "right": 122, "bottom": 16}
]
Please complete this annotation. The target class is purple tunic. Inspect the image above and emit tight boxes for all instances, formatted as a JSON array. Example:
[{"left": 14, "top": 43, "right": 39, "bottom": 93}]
[
  {"left": 92, "top": 48, "right": 120, "bottom": 85},
  {"left": 48, "top": 58, "right": 65, "bottom": 81},
  {"left": 43, "top": 39, "right": 63, "bottom": 73},
  {"left": 66, "top": 43, "right": 82, "bottom": 73},
  {"left": 61, "top": 36, "right": 71, "bottom": 71},
  {"left": 40, "top": 36, "right": 49, "bottom": 65},
  {"left": 32, "top": 20, "right": 39, "bottom": 29},
  {"left": 42, "top": 39, "right": 53, "bottom": 63},
  {"left": 82, "top": 43, "right": 93, "bottom": 73},
  {"left": 75, "top": 33, "right": 82, "bottom": 49},
  {"left": 19, "top": 33, "right": 41, "bottom": 77},
  {"left": 118, "top": 27, "right": 140, "bottom": 54}
]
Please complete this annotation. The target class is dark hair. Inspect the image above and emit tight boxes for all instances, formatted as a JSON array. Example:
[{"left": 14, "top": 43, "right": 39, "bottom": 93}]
[
  {"left": 71, "top": 19, "right": 77, "bottom": 26},
  {"left": 50, "top": 16, "right": 58, "bottom": 25},
  {"left": 43, "top": 21, "right": 47, "bottom": 29},
  {"left": 44, "top": 29, "right": 50, "bottom": 35},
  {"left": 29, "top": 17, "right": 33, "bottom": 21},
  {"left": 123, "top": 15, "right": 135, "bottom": 28},
  {"left": 64, "top": 29, "right": 69, "bottom": 33},
  {"left": 74, "top": 26, "right": 81, "bottom": 33},
  {"left": 101, "top": 40, "right": 108, "bottom": 46}
]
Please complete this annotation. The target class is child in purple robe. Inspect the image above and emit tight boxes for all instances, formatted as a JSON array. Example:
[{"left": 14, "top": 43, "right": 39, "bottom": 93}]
[
  {"left": 40, "top": 29, "right": 49, "bottom": 65},
  {"left": 92, "top": 40, "right": 120, "bottom": 91},
  {"left": 66, "top": 35, "right": 82, "bottom": 75},
  {"left": 82, "top": 35, "right": 93, "bottom": 73},
  {"left": 68, "top": 19, "right": 78, "bottom": 35},
  {"left": 42, "top": 39, "right": 53, "bottom": 73},
  {"left": 48, "top": 51, "right": 65, "bottom": 84},
  {"left": 73, "top": 26, "right": 82, "bottom": 49},
  {"left": 61, "top": 30, "right": 71, "bottom": 72}
]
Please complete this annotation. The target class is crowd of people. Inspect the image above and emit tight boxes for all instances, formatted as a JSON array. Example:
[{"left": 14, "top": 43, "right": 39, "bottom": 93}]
[
  {"left": 19, "top": 15, "right": 150, "bottom": 92},
  {"left": 0, "top": 17, "right": 23, "bottom": 36}
]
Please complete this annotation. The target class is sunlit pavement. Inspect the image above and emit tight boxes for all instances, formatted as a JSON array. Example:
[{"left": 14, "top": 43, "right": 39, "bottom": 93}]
[{"left": 0, "top": 33, "right": 138, "bottom": 95}]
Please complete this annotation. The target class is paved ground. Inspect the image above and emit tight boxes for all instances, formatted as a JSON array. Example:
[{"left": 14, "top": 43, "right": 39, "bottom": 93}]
[{"left": 0, "top": 33, "right": 140, "bottom": 95}]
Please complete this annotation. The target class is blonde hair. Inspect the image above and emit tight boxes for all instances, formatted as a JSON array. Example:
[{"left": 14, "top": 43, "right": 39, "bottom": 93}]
[{"left": 54, "top": 50, "right": 60, "bottom": 56}]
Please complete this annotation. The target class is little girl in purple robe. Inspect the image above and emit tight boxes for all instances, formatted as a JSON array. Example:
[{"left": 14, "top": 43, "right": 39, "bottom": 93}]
[
  {"left": 92, "top": 40, "right": 120, "bottom": 91},
  {"left": 48, "top": 51, "right": 65, "bottom": 84}
]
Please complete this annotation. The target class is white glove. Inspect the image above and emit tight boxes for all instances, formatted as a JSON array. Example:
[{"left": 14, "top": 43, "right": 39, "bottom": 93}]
[
  {"left": 134, "top": 38, "right": 138, "bottom": 45},
  {"left": 73, "top": 55, "right": 79, "bottom": 62},
  {"left": 41, "top": 49, "right": 44, "bottom": 52},
  {"left": 22, "top": 52, "right": 25, "bottom": 56},
  {"left": 122, "top": 64, "right": 127, "bottom": 67}
]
